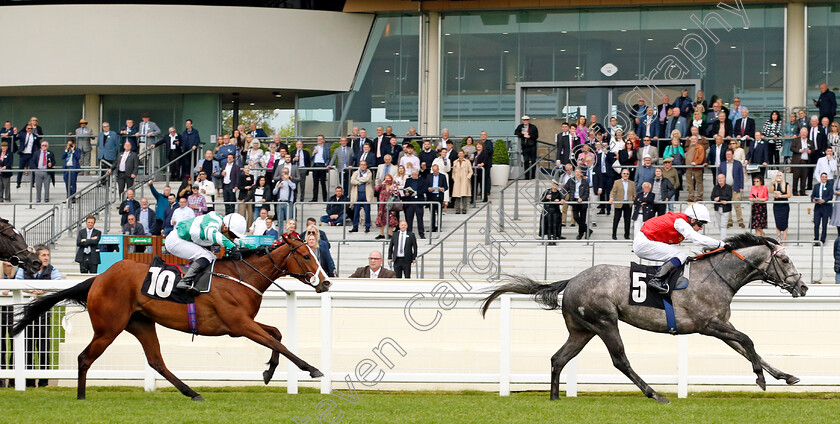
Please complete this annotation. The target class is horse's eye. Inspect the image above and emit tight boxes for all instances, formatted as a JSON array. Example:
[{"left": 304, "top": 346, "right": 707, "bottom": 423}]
[
  {"left": 782, "top": 259, "right": 790, "bottom": 263},
  {"left": 303, "top": 255, "right": 311, "bottom": 260}
]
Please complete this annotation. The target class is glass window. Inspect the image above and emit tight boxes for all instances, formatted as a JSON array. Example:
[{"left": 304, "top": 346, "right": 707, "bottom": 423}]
[{"left": 807, "top": 5, "right": 840, "bottom": 111}]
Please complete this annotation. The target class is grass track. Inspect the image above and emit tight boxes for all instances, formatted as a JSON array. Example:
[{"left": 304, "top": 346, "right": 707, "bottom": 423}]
[{"left": 1, "top": 386, "right": 838, "bottom": 424}]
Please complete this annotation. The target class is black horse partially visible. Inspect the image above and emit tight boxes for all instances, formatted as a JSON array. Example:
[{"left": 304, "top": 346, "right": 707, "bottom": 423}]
[{"left": 0, "top": 217, "right": 43, "bottom": 275}]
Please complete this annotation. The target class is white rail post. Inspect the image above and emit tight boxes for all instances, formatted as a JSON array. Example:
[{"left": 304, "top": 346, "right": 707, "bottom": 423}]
[
  {"left": 13, "top": 289, "right": 25, "bottom": 391},
  {"left": 287, "top": 291, "right": 298, "bottom": 394},
  {"left": 566, "top": 357, "right": 578, "bottom": 397},
  {"left": 499, "top": 294, "right": 511, "bottom": 396},
  {"left": 320, "top": 293, "right": 332, "bottom": 395},
  {"left": 678, "top": 334, "right": 688, "bottom": 398}
]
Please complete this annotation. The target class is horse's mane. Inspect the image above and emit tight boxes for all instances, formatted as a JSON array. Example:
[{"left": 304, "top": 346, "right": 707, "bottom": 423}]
[{"left": 703, "top": 233, "right": 778, "bottom": 252}]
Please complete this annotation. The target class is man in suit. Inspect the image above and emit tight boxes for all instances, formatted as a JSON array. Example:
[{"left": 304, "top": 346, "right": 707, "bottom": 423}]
[
  {"left": 376, "top": 154, "right": 398, "bottom": 185},
  {"left": 15, "top": 124, "right": 40, "bottom": 188},
  {"left": 608, "top": 169, "right": 635, "bottom": 240},
  {"left": 310, "top": 135, "right": 330, "bottom": 202},
  {"left": 29, "top": 140, "right": 55, "bottom": 203},
  {"left": 0, "top": 121, "right": 15, "bottom": 153},
  {"left": 354, "top": 143, "right": 374, "bottom": 173},
  {"left": 373, "top": 126, "right": 390, "bottom": 166},
  {"left": 637, "top": 136, "right": 659, "bottom": 164},
  {"left": 136, "top": 198, "right": 157, "bottom": 237},
  {"left": 290, "top": 140, "right": 311, "bottom": 200},
  {"left": 733, "top": 108, "right": 755, "bottom": 139},
  {"left": 663, "top": 106, "right": 688, "bottom": 138},
  {"left": 805, "top": 116, "right": 827, "bottom": 191},
  {"left": 592, "top": 142, "right": 616, "bottom": 215},
  {"left": 107, "top": 141, "right": 139, "bottom": 194},
  {"left": 180, "top": 119, "right": 201, "bottom": 178},
  {"left": 120, "top": 119, "right": 140, "bottom": 152},
  {"left": 791, "top": 127, "right": 815, "bottom": 196},
  {"left": 353, "top": 128, "right": 371, "bottom": 156},
  {"left": 75, "top": 215, "right": 101, "bottom": 273},
  {"left": 707, "top": 135, "right": 728, "bottom": 170},
  {"left": 673, "top": 89, "right": 694, "bottom": 118},
  {"left": 812, "top": 172, "right": 833, "bottom": 243},
  {"left": 563, "top": 167, "right": 590, "bottom": 240},
  {"left": 426, "top": 164, "right": 448, "bottom": 233},
  {"left": 388, "top": 220, "right": 417, "bottom": 278},
  {"left": 349, "top": 250, "right": 397, "bottom": 278},
  {"left": 793, "top": 109, "right": 809, "bottom": 134},
  {"left": 656, "top": 95, "right": 672, "bottom": 138},
  {"left": 96, "top": 122, "right": 119, "bottom": 176},
  {"left": 137, "top": 113, "right": 161, "bottom": 153},
  {"left": 118, "top": 188, "right": 140, "bottom": 226},
  {"left": 555, "top": 122, "right": 575, "bottom": 165},
  {"left": 638, "top": 107, "right": 660, "bottom": 146},
  {"left": 719, "top": 148, "right": 745, "bottom": 228},
  {"left": 632, "top": 182, "right": 657, "bottom": 224},
  {"left": 383, "top": 136, "right": 402, "bottom": 163},
  {"left": 747, "top": 131, "right": 770, "bottom": 179},
  {"left": 62, "top": 139, "right": 82, "bottom": 200},
  {"left": 72, "top": 118, "right": 94, "bottom": 170},
  {"left": 814, "top": 83, "right": 837, "bottom": 123},
  {"left": 162, "top": 193, "right": 178, "bottom": 235},
  {"left": 403, "top": 169, "right": 427, "bottom": 238},
  {"left": 514, "top": 115, "right": 539, "bottom": 179},
  {"left": 220, "top": 153, "right": 241, "bottom": 214},
  {"left": 154, "top": 127, "right": 183, "bottom": 180},
  {"left": 248, "top": 122, "right": 268, "bottom": 139},
  {"left": 329, "top": 136, "right": 354, "bottom": 193}
]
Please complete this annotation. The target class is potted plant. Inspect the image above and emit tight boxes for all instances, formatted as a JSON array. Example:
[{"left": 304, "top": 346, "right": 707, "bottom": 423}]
[{"left": 490, "top": 139, "right": 510, "bottom": 186}]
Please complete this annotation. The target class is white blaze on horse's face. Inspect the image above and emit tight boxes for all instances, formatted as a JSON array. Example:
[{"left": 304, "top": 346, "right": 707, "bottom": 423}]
[{"left": 305, "top": 245, "right": 331, "bottom": 289}]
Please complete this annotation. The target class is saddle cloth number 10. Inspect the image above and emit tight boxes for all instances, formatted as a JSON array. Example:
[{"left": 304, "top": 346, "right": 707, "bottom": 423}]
[{"left": 147, "top": 266, "right": 177, "bottom": 298}]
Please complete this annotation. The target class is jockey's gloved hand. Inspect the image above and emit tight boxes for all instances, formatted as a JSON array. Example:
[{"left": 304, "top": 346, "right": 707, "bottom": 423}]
[
  {"left": 227, "top": 248, "right": 242, "bottom": 260},
  {"left": 723, "top": 243, "right": 734, "bottom": 251}
]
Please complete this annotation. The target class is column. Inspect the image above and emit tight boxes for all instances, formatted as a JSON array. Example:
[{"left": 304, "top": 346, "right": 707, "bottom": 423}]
[
  {"left": 785, "top": 3, "right": 807, "bottom": 112},
  {"left": 84, "top": 94, "right": 100, "bottom": 168},
  {"left": 419, "top": 11, "right": 441, "bottom": 138}
]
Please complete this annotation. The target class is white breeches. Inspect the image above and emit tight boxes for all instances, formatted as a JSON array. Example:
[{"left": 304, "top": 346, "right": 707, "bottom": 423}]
[
  {"left": 164, "top": 231, "right": 216, "bottom": 262},
  {"left": 632, "top": 231, "right": 689, "bottom": 263}
]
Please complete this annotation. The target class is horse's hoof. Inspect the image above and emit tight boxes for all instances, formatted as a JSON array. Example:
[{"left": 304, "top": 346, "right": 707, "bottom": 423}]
[
  {"left": 550, "top": 395, "right": 560, "bottom": 401},
  {"left": 653, "top": 394, "right": 670, "bottom": 404},
  {"left": 756, "top": 377, "right": 767, "bottom": 391},
  {"left": 310, "top": 369, "right": 324, "bottom": 379},
  {"left": 192, "top": 395, "right": 205, "bottom": 402},
  {"left": 77, "top": 396, "right": 86, "bottom": 401},
  {"left": 786, "top": 375, "right": 800, "bottom": 385},
  {"left": 262, "top": 370, "right": 272, "bottom": 385}
]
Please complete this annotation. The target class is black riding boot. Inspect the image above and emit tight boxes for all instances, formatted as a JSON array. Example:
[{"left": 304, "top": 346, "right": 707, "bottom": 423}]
[
  {"left": 647, "top": 259, "right": 678, "bottom": 294},
  {"left": 176, "top": 257, "right": 211, "bottom": 296}
]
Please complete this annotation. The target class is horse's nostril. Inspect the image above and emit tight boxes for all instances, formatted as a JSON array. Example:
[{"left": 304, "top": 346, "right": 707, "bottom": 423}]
[{"left": 323, "top": 280, "right": 332, "bottom": 287}]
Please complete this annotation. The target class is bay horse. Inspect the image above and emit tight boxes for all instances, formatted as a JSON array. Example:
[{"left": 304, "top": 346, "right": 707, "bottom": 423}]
[
  {"left": 12, "top": 235, "right": 331, "bottom": 401},
  {"left": 0, "top": 217, "right": 44, "bottom": 275},
  {"left": 481, "top": 234, "right": 808, "bottom": 403}
]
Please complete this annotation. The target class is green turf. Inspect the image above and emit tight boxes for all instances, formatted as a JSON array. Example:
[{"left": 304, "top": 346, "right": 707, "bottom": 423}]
[{"left": 0, "top": 386, "right": 838, "bottom": 424}]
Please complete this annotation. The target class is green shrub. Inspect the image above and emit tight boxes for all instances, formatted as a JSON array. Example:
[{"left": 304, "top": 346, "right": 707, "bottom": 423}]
[
  {"left": 492, "top": 139, "right": 509, "bottom": 165},
  {"left": 329, "top": 141, "right": 340, "bottom": 157}
]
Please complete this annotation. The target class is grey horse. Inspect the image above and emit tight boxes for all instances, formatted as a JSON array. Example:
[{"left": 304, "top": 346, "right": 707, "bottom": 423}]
[{"left": 481, "top": 233, "right": 808, "bottom": 403}]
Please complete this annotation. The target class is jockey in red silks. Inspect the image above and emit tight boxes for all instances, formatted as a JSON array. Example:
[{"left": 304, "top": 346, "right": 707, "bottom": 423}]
[{"left": 633, "top": 203, "right": 729, "bottom": 293}]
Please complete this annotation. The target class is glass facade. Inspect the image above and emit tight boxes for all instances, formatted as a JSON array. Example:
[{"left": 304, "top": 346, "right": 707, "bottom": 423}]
[
  {"left": 102, "top": 93, "right": 220, "bottom": 143},
  {"left": 298, "top": 14, "right": 419, "bottom": 137},
  {"left": 440, "top": 6, "right": 784, "bottom": 134},
  {"left": 806, "top": 4, "right": 840, "bottom": 108}
]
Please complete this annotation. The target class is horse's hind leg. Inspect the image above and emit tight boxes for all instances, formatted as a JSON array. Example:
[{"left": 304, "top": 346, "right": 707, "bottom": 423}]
[
  {"left": 550, "top": 327, "right": 594, "bottom": 401},
  {"left": 596, "top": 321, "right": 670, "bottom": 404},
  {"left": 124, "top": 314, "right": 203, "bottom": 401},
  {"left": 722, "top": 340, "right": 799, "bottom": 385},
  {"left": 701, "top": 318, "right": 767, "bottom": 390},
  {"left": 77, "top": 330, "right": 120, "bottom": 400}
]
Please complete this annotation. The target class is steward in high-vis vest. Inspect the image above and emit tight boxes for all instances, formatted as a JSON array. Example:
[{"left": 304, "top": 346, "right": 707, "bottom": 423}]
[{"left": 633, "top": 203, "right": 729, "bottom": 293}]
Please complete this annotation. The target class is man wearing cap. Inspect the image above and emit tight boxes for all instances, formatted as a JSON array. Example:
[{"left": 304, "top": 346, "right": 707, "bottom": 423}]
[
  {"left": 514, "top": 115, "right": 539, "bottom": 179},
  {"left": 72, "top": 118, "right": 94, "bottom": 169},
  {"left": 634, "top": 155, "right": 655, "bottom": 193}
]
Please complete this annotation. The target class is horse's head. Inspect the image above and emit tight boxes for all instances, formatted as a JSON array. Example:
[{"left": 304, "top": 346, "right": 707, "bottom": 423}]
[
  {"left": 0, "top": 218, "right": 42, "bottom": 275},
  {"left": 278, "top": 236, "right": 332, "bottom": 293},
  {"left": 759, "top": 240, "right": 808, "bottom": 298}
]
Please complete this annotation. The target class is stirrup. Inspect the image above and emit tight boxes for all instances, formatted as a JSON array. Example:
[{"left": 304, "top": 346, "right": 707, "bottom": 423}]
[{"left": 647, "top": 278, "right": 669, "bottom": 294}]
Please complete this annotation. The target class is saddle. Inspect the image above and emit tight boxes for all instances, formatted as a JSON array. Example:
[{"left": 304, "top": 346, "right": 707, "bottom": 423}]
[
  {"left": 142, "top": 256, "right": 214, "bottom": 304},
  {"left": 628, "top": 262, "right": 690, "bottom": 335}
]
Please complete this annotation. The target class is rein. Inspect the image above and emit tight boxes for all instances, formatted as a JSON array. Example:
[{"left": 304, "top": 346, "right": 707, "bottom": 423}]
[
  {"left": 221, "top": 241, "right": 315, "bottom": 296},
  {"left": 693, "top": 245, "right": 798, "bottom": 292}
]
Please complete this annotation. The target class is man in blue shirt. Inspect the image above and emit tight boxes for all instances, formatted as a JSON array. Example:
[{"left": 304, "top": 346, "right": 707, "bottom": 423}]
[
  {"left": 426, "top": 164, "right": 448, "bottom": 233},
  {"left": 215, "top": 134, "right": 237, "bottom": 163},
  {"left": 181, "top": 119, "right": 201, "bottom": 179}
]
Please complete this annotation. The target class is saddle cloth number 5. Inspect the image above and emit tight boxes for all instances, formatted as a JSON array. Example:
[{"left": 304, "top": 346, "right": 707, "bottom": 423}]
[
  {"left": 147, "top": 266, "right": 177, "bottom": 298},
  {"left": 631, "top": 271, "right": 647, "bottom": 303}
]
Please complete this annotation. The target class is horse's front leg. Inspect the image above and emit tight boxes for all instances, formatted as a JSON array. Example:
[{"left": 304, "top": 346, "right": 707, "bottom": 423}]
[
  {"left": 235, "top": 320, "right": 323, "bottom": 379},
  {"left": 258, "top": 323, "right": 284, "bottom": 384},
  {"left": 700, "top": 318, "right": 767, "bottom": 390},
  {"left": 722, "top": 339, "right": 799, "bottom": 385}
]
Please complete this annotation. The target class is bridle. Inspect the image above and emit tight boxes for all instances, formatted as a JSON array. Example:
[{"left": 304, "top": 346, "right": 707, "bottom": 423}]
[
  {"left": 230, "top": 240, "right": 319, "bottom": 295},
  {"left": 0, "top": 220, "right": 33, "bottom": 267},
  {"left": 702, "top": 244, "right": 801, "bottom": 294}
]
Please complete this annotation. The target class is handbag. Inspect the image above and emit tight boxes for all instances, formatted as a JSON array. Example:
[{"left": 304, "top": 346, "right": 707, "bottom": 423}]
[{"left": 387, "top": 194, "right": 403, "bottom": 212}]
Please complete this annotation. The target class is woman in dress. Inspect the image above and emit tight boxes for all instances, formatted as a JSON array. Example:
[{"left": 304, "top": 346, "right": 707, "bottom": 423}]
[
  {"left": 749, "top": 176, "right": 768, "bottom": 236},
  {"left": 245, "top": 139, "right": 264, "bottom": 177},
  {"left": 618, "top": 140, "right": 637, "bottom": 181},
  {"left": 762, "top": 110, "right": 784, "bottom": 164},
  {"left": 374, "top": 174, "right": 399, "bottom": 240},
  {"left": 575, "top": 116, "right": 588, "bottom": 141},
  {"left": 461, "top": 136, "right": 477, "bottom": 161},
  {"left": 238, "top": 165, "right": 255, "bottom": 226},
  {"left": 771, "top": 171, "right": 791, "bottom": 244}
]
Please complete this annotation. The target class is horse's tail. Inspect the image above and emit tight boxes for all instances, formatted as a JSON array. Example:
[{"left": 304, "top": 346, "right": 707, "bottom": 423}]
[
  {"left": 481, "top": 274, "right": 570, "bottom": 317},
  {"left": 11, "top": 276, "right": 95, "bottom": 337}
]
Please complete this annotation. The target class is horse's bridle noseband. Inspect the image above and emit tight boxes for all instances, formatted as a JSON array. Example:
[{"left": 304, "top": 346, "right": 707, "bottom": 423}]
[
  {"left": 0, "top": 220, "right": 33, "bottom": 267},
  {"left": 727, "top": 245, "right": 801, "bottom": 293},
  {"left": 230, "top": 240, "right": 319, "bottom": 295}
]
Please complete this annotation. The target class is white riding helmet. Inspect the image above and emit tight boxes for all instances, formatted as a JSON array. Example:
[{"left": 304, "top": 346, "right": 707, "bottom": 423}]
[
  {"left": 222, "top": 213, "right": 248, "bottom": 239},
  {"left": 684, "top": 203, "right": 711, "bottom": 223}
]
